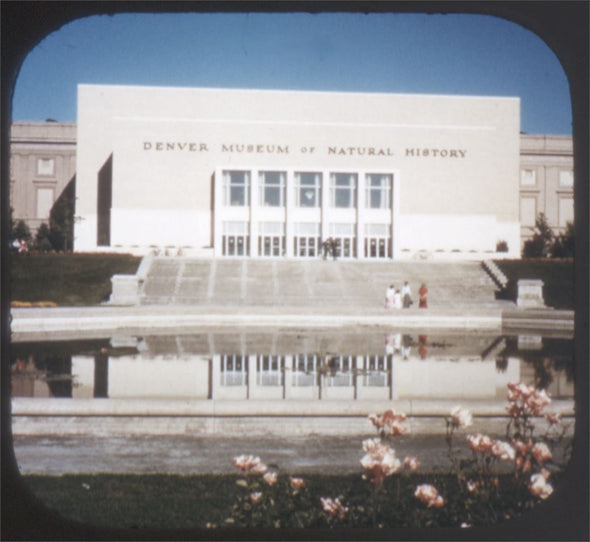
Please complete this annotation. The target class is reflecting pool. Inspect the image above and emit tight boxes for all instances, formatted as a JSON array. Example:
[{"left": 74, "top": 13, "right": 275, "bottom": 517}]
[{"left": 10, "top": 329, "right": 574, "bottom": 402}]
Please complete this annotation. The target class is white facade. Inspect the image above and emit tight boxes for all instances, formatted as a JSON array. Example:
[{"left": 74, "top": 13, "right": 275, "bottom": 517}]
[{"left": 75, "top": 84, "right": 522, "bottom": 259}]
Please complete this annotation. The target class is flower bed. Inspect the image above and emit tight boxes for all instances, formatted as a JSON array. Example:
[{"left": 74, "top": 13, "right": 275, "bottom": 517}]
[{"left": 21, "top": 381, "right": 573, "bottom": 531}]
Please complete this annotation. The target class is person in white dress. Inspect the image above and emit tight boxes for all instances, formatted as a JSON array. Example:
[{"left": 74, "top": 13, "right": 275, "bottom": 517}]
[
  {"left": 393, "top": 288, "right": 402, "bottom": 309},
  {"left": 384, "top": 285, "right": 395, "bottom": 309}
]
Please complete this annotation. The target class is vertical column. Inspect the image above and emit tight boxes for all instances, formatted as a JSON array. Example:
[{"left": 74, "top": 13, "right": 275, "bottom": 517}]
[
  {"left": 357, "top": 171, "right": 366, "bottom": 259},
  {"left": 247, "top": 354, "right": 256, "bottom": 400},
  {"left": 391, "top": 171, "right": 400, "bottom": 260},
  {"left": 210, "top": 355, "right": 220, "bottom": 400},
  {"left": 285, "top": 170, "right": 294, "bottom": 257},
  {"left": 321, "top": 169, "right": 330, "bottom": 242},
  {"left": 284, "top": 355, "right": 292, "bottom": 398},
  {"left": 250, "top": 169, "right": 259, "bottom": 257},
  {"left": 213, "top": 168, "right": 223, "bottom": 257},
  {"left": 390, "top": 354, "right": 399, "bottom": 400},
  {"left": 354, "top": 355, "right": 360, "bottom": 400}
]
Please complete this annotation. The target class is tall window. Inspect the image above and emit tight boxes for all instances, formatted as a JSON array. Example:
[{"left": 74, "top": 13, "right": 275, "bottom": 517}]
[
  {"left": 559, "top": 170, "right": 574, "bottom": 188},
  {"left": 219, "top": 354, "right": 248, "bottom": 386},
  {"left": 37, "top": 157, "right": 55, "bottom": 176},
  {"left": 259, "top": 171, "right": 285, "bottom": 207},
  {"left": 295, "top": 172, "right": 321, "bottom": 207},
  {"left": 324, "top": 355, "right": 355, "bottom": 387},
  {"left": 520, "top": 197, "right": 537, "bottom": 227},
  {"left": 294, "top": 222, "right": 320, "bottom": 257},
  {"left": 361, "top": 355, "right": 389, "bottom": 387},
  {"left": 328, "top": 223, "right": 356, "bottom": 258},
  {"left": 223, "top": 170, "right": 250, "bottom": 206},
  {"left": 330, "top": 173, "right": 357, "bottom": 208},
  {"left": 258, "top": 221, "right": 284, "bottom": 257},
  {"left": 36, "top": 187, "right": 54, "bottom": 218},
  {"left": 365, "top": 174, "right": 392, "bottom": 209},
  {"left": 520, "top": 169, "right": 536, "bottom": 186},
  {"left": 222, "top": 221, "right": 249, "bottom": 256},
  {"left": 256, "top": 355, "right": 285, "bottom": 386},
  {"left": 292, "top": 354, "right": 320, "bottom": 387},
  {"left": 558, "top": 197, "right": 574, "bottom": 228},
  {"left": 364, "top": 223, "right": 391, "bottom": 258}
]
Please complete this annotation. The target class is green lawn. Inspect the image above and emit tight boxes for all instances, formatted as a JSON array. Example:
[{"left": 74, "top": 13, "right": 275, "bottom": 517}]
[
  {"left": 494, "top": 259, "right": 574, "bottom": 310},
  {"left": 9, "top": 253, "right": 141, "bottom": 306},
  {"left": 20, "top": 472, "right": 546, "bottom": 531}
]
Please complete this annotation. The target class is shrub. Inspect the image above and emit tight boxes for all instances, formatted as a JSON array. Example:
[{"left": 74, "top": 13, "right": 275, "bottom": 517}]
[{"left": 496, "top": 240, "right": 509, "bottom": 252}]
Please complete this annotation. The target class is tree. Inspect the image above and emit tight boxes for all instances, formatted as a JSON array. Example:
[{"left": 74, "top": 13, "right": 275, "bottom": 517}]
[
  {"left": 13, "top": 219, "right": 32, "bottom": 245},
  {"left": 552, "top": 221, "right": 574, "bottom": 258},
  {"left": 522, "top": 213, "right": 554, "bottom": 258},
  {"left": 35, "top": 223, "right": 53, "bottom": 252},
  {"left": 8, "top": 206, "right": 16, "bottom": 241}
]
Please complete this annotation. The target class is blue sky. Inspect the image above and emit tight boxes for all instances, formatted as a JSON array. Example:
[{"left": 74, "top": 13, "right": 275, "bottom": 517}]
[{"left": 12, "top": 12, "right": 572, "bottom": 134}]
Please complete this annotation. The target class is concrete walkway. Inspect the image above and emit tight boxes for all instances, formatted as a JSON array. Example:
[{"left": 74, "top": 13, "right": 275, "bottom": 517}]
[
  {"left": 12, "top": 423, "right": 574, "bottom": 476},
  {"left": 10, "top": 304, "right": 504, "bottom": 340},
  {"left": 10, "top": 302, "right": 573, "bottom": 342}
]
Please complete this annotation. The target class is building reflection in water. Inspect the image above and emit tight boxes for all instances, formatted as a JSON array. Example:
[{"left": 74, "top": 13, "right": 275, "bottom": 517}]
[{"left": 10, "top": 331, "right": 574, "bottom": 401}]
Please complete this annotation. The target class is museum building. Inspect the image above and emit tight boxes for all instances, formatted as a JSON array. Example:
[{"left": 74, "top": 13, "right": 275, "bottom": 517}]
[
  {"left": 74, "top": 84, "right": 523, "bottom": 259},
  {"left": 9, "top": 84, "right": 574, "bottom": 259}
]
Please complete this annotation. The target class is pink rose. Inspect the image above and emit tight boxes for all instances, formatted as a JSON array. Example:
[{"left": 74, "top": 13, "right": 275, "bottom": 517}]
[
  {"left": 529, "top": 473, "right": 553, "bottom": 500},
  {"left": 415, "top": 484, "right": 445, "bottom": 508},
  {"left": 450, "top": 406, "right": 473, "bottom": 428},
  {"left": 467, "top": 433, "right": 494, "bottom": 453},
  {"left": 320, "top": 497, "right": 349, "bottom": 520},
  {"left": 490, "top": 440, "right": 516, "bottom": 461},
  {"left": 531, "top": 442, "right": 552, "bottom": 463}
]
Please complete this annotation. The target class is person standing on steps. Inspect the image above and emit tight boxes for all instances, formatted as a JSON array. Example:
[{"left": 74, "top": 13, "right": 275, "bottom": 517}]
[
  {"left": 331, "top": 238, "right": 339, "bottom": 260},
  {"left": 384, "top": 284, "right": 395, "bottom": 309},
  {"left": 401, "top": 281, "right": 413, "bottom": 308},
  {"left": 419, "top": 283, "right": 428, "bottom": 308},
  {"left": 393, "top": 288, "right": 402, "bottom": 309},
  {"left": 321, "top": 238, "right": 330, "bottom": 260}
]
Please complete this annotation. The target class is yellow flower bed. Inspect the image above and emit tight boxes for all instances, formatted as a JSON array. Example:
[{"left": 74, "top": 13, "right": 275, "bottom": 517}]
[{"left": 11, "top": 301, "right": 58, "bottom": 308}]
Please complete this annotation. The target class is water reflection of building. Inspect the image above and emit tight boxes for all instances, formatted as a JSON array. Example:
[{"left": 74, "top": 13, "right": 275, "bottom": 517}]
[
  {"left": 72, "top": 355, "right": 210, "bottom": 399},
  {"left": 11, "top": 332, "right": 574, "bottom": 401},
  {"left": 214, "top": 354, "right": 391, "bottom": 400}
]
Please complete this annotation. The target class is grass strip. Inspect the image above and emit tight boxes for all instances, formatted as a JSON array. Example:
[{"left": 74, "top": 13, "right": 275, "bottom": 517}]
[
  {"left": 9, "top": 253, "right": 140, "bottom": 306},
  {"left": 22, "top": 472, "right": 552, "bottom": 530}
]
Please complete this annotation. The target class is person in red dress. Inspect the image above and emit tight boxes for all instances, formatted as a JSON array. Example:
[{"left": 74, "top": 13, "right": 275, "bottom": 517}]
[{"left": 419, "top": 283, "right": 428, "bottom": 308}]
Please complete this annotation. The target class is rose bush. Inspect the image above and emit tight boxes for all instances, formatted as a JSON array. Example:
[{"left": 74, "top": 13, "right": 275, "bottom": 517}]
[{"left": 221, "top": 382, "right": 568, "bottom": 528}]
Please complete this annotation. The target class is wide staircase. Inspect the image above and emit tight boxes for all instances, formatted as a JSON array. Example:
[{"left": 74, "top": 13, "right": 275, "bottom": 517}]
[{"left": 139, "top": 258, "right": 502, "bottom": 309}]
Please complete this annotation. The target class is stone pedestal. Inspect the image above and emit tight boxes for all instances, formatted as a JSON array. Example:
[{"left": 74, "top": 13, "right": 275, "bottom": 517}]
[
  {"left": 517, "top": 279, "right": 545, "bottom": 309},
  {"left": 517, "top": 335, "right": 543, "bottom": 350},
  {"left": 109, "top": 274, "right": 141, "bottom": 305}
]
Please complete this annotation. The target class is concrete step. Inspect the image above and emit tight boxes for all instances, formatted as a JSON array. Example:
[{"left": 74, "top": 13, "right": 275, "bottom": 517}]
[{"left": 139, "top": 257, "right": 499, "bottom": 307}]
